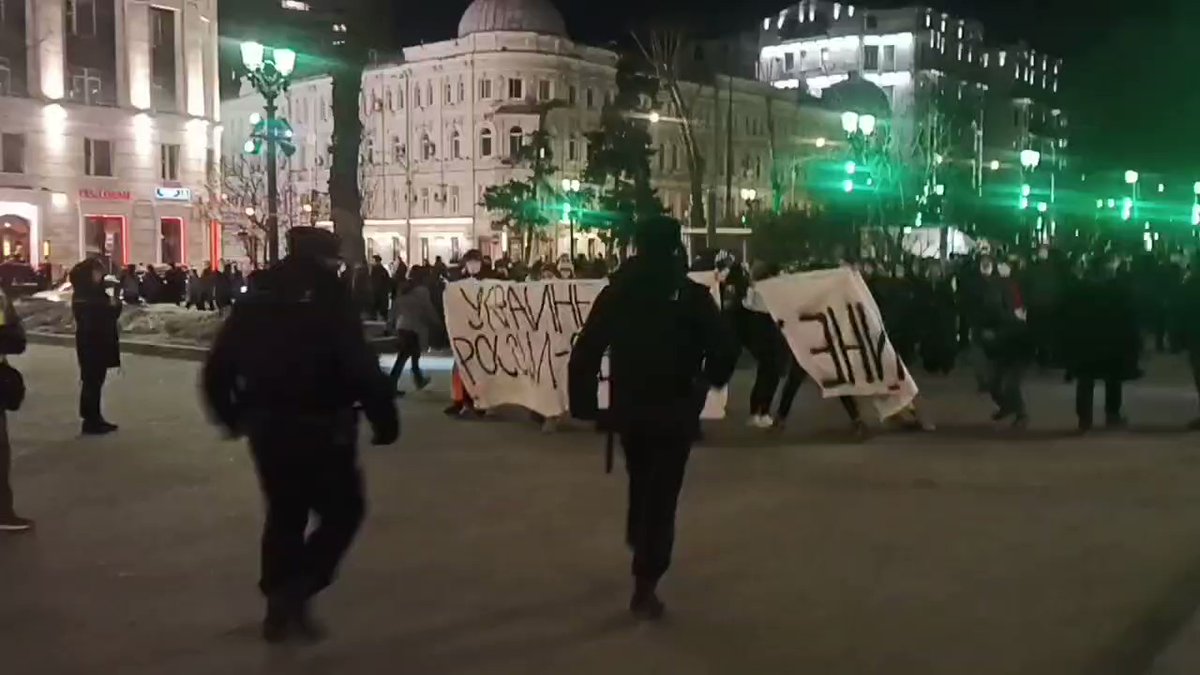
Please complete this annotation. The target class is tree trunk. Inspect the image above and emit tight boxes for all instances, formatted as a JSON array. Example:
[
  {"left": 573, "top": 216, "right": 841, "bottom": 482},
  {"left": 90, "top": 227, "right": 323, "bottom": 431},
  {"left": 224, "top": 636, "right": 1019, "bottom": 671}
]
[
  {"left": 665, "top": 80, "right": 706, "bottom": 239},
  {"left": 329, "top": 54, "right": 366, "bottom": 265}
]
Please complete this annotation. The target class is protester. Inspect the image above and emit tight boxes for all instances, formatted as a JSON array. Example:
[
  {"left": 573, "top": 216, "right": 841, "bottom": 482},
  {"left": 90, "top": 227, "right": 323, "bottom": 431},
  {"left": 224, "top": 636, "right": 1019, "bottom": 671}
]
[
  {"left": 140, "top": 264, "right": 163, "bottom": 303},
  {"left": 445, "top": 250, "right": 487, "bottom": 418},
  {"left": 569, "top": 215, "right": 738, "bottom": 621},
  {"left": 917, "top": 263, "right": 958, "bottom": 374},
  {"left": 202, "top": 227, "right": 399, "bottom": 644},
  {"left": 978, "top": 259, "right": 1032, "bottom": 427},
  {"left": 1062, "top": 253, "right": 1141, "bottom": 432},
  {"left": 0, "top": 285, "right": 30, "bottom": 532},
  {"left": 120, "top": 265, "right": 141, "bottom": 304},
  {"left": 387, "top": 266, "right": 439, "bottom": 396},
  {"left": 70, "top": 258, "right": 121, "bottom": 435},
  {"left": 215, "top": 264, "right": 235, "bottom": 313},
  {"left": 744, "top": 261, "right": 786, "bottom": 428},
  {"left": 1022, "top": 245, "right": 1063, "bottom": 368}
]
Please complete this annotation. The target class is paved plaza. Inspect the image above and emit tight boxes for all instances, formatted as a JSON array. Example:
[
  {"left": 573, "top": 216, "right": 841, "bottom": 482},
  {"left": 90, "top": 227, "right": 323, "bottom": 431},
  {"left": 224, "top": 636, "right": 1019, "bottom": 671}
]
[{"left": 5, "top": 345, "right": 1200, "bottom": 674}]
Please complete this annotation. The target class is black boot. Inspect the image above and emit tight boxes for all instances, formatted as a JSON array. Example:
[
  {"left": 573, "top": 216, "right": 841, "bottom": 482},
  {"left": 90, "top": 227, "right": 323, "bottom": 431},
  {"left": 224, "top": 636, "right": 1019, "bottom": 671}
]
[
  {"left": 262, "top": 592, "right": 294, "bottom": 643},
  {"left": 630, "top": 577, "right": 665, "bottom": 621}
]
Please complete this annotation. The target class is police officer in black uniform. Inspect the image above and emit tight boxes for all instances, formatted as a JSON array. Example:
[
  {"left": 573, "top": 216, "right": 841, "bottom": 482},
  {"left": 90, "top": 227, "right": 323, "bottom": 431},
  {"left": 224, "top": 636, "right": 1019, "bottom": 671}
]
[
  {"left": 569, "top": 216, "right": 737, "bottom": 620},
  {"left": 202, "top": 227, "right": 399, "bottom": 643}
]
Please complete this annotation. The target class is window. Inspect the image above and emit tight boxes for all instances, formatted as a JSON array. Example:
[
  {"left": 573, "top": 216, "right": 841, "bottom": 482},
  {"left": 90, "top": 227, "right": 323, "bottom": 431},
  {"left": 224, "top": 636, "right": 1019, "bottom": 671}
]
[
  {"left": 457, "top": 79, "right": 465, "bottom": 102},
  {"left": 538, "top": 79, "right": 551, "bottom": 101},
  {"left": 784, "top": 52, "right": 795, "bottom": 71},
  {"left": 83, "top": 138, "right": 112, "bottom": 176},
  {"left": 567, "top": 136, "right": 577, "bottom": 161},
  {"left": 67, "top": 0, "right": 97, "bottom": 37},
  {"left": 863, "top": 45, "right": 879, "bottom": 71},
  {"left": 820, "top": 48, "right": 829, "bottom": 68},
  {"left": 420, "top": 187, "right": 429, "bottom": 213},
  {"left": 421, "top": 133, "right": 435, "bottom": 160},
  {"left": 425, "top": 81, "right": 432, "bottom": 105},
  {"left": 657, "top": 145, "right": 664, "bottom": 172},
  {"left": 364, "top": 136, "right": 375, "bottom": 164},
  {"left": 149, "top": 7, "right": 177, "bottom": 112},
  {"left": 449, "top": 186, "right": 459, "bottom": 212},
  {"left": 0, "top": 57, "right": 10, "bottom": 96},
  {"left": 508, "top": 126, "right": 523, "bottom": 157},
  {"left": 957, "top": 44, "right": 963, "bottom": 61},
  {"left": 883, "top": 45, "right": 896, "bottom": 70},
  {"left": 999, "top": 51, "right": 1006, "bottom": 67},
  {"left": 414, "top": 86, "right": 421, "bottom": 107},
  {"left": 392, "top": 136, "right": 405, "bottom": 163},
  {"left": 480, "top": 128, "right": 493, "bottom": 157},
  {"left": 1, "top": 133, "right": 24, "bottom": 173},
  {"left": 585, "top": 87, "right": 594, "bottom": 109},
  {"left": 444, "top": 81, "right": 452, "bottom": 104},
  {"left": 159, "top": 143, "right": 179, "bottom": 180},
  {"left": 479, "top": 77, "right": 492, "bottom": 99},
  {"left": 508, "top": 77, "right": 523, "bottom": 99},
  {"left": 450, "top": 130, "right": 461, "bottom": 159},
  {"left": 68, "top": 67, "right": 107, "bottom": 105},
  {"left": 670, "top": 144, "right": 679, "bottom": 172},
  {"left": 568, "top": 85, "right": 577, "bottom": 105},
  {"left": 397, "top": 86, "right": 405, "bottom": 109}
]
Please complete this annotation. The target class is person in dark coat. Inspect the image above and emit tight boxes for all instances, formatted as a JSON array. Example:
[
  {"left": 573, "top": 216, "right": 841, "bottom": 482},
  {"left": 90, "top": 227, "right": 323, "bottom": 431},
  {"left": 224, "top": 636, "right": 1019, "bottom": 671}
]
[
  {"left": 1177, "top": 253, "right": 1200, "bottom": 429},
  {"left": 978, "top": 260, "right": 1032, "bottom": 427},
  {"left": 70, "top": 258, "right": 121, "bottom": 435},
  {"left": 568, "top": 216, "right": 738, "bottom": 621},
  {"left": 1062, "top": 253, "right": 1142, "bottom": 431},
  {"left": 214, "top": 264, "right": 235, "bottom": 313},
  {"left": 917, "top": 263, "right": 958, "bottom": 374},
  {"left": 202, "top": 227, "right": 399, "bottom": 643},
  {"left": 140, "top": 264, "right": 163, "bottom": 303},
  {"left": 369, "top": 255, "right": 391, "bottom": 320},
  {"left": 200, "top": 264, "right": 217, "bottom": 310},
  {"left": 1022, "top": 245, "right": 1063, "bottom": 368},
  {"left": 0, "top": 286, "right": 30, "bottom": 532}
]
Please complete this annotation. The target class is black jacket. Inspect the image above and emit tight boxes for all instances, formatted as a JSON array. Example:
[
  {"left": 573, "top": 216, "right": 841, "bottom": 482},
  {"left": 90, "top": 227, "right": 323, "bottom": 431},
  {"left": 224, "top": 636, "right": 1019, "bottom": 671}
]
[
  {"left": 70, "top": 261, "right": 121, "bottom": 371},
  {"left": 1062, "top": 272, "right": 1141, "bottom": 381},
  {"left": 568, "top": 256, "right": 738, "bottom": 433},
  {"left": 202, "top": 257, "right": 398, "bottom": 442}
]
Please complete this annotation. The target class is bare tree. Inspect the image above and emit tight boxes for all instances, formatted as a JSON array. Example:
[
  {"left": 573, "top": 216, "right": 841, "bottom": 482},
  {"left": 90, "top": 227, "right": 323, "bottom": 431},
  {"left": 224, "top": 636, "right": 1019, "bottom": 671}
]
[{"left": 634, "top": 30, "right": 709, "bottom": 240}]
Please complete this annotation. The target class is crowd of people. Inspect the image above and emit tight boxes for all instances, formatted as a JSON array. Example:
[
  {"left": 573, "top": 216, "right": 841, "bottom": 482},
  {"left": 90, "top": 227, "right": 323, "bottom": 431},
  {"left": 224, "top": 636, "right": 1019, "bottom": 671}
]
[{"left": 115, "top": 261, "right": 250, "bottom": 311}]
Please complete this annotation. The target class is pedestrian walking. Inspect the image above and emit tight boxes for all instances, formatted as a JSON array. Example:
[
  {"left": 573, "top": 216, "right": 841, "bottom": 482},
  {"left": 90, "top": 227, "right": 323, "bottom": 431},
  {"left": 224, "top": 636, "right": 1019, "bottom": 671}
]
[
  {"left": 202, "top": 227, "right": 399, "bottom": 644},
  {"left": 370, "top": 255, "right": 391, "bottom": 320},
  {"left": 979, "top": 260, "right": 1032, "bottom": 428},
  {"left": 744, "top": 262, "right": 786, "bottom": 428},
  {"left": 0, "top": 285, "right": 30, "bottom": 532},
  {"left": 569, "top": 216, "right": 738, "bottom": 620},
  {"left": 387, "top": 266, "right": 438, "bottom": 396},
  {"left": 70, "top": 258, "right": 121, "bottom": 435}
]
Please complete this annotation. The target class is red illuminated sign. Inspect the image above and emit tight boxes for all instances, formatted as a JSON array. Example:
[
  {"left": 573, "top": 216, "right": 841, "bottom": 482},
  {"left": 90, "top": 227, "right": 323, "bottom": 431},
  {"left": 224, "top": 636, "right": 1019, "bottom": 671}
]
[{"left": 79, "top": 188, "right": 131, "bottom": 201}]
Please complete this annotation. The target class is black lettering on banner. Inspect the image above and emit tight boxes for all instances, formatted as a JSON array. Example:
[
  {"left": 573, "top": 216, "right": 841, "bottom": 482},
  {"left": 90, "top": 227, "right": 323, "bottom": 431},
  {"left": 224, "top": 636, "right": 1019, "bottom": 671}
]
[
  {"left": 530, "top": 331, "right": 557, "bottom": 388},
  {"left": 506, "top": 286, "right": 534, "bottom": 332},
  {"left": 474, "top": 334, "right": 499, "bottom": 376},
  {"left": 562, "top": 284, "right": 592, "bottom": 332},
  {"left": 824, "top": 306, "right": 859, "bottom": 385},
  {"left": 854, "top": 301, "right": 887, "bottom": 381},
  {"left": 459, "top": 287, "right": 485, "bottom": 331},
  {"left": 484, "top": 285, "right": 512, "bottom": 332},
  {"left": 545, "top": 284, "right": 566, "bottom": 334},
  {"left": 841, "top": 302, "right": 876, "bottom": 384},
  {"left": 495, "top": 333, "right": 520, "bottom": 377},
  {"left": 451, "top": 337, "right": 477, "bottom": 385},
  {"left": 800, "top": 312, "right": 848, "bottom": 388},
  {"left": 502, "top": 333, "right": 526, "bottom": 377},
  {"left": 526, "top": 285, "right": 555, "bottom": 334}
]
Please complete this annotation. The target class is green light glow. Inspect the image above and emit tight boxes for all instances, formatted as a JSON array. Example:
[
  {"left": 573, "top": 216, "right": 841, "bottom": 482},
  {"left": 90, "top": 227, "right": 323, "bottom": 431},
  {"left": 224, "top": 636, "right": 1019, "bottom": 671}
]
[
  {"left": 1021, "top": 184, "right": 1031, "bottom": 197},
  {"left": 844, "top": 161, "right": 857, "bottom": 175},
  {"left": 842, "top": 179, "right": 855, "bottom": 193}
]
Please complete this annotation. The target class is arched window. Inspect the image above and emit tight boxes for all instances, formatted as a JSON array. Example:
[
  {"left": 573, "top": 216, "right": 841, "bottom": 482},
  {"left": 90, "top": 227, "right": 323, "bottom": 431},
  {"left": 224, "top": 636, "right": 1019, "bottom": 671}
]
[
  {"left": 451, "top": 130, "right": 461, "bottom": 159},
  {"left": 480, "top": 128, "right": 493, "bottom": 157},
  {"left": 421, "top": 133, "right": 435, "bottom": 160},
  {"left": 508, "top": 126, "right": 523, "bottom": 157}
]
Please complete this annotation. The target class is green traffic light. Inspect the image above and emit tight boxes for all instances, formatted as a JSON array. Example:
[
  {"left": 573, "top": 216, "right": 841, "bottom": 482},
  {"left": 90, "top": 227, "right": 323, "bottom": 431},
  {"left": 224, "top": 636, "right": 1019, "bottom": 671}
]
[
  {"left": 844, "top": 161, "right": 856, "bottom": 175},
  {"left": 1020, "top": 184, "right": 1031, "bottom": 197},
  {"left": 842, "top": 179, "right": 854, "bottom": 193}
]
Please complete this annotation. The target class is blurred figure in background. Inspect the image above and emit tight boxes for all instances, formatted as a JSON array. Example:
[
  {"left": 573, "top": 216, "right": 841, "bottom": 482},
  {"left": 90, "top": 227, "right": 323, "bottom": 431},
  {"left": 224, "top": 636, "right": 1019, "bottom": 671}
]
[
  {"left": 70, "top": 258, "right": 121, "bottom": 435},
  {"left": 388, "top": 266, "right": 439, "bottom": 397}
]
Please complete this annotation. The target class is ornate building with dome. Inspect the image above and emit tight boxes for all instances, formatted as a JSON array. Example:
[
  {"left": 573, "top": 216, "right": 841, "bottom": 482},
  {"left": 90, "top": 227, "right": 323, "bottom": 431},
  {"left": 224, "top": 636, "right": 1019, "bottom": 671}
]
[{"left": 222, "top": 0, "right": 837, "bottom": 263}]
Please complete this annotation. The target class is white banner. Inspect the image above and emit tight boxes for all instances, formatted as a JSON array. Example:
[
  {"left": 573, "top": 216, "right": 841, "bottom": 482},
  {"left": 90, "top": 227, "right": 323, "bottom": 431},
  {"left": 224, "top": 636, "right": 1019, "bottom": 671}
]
[
  {"left": 754, "top": 268, "right": 919, "bottom": 419},
  {"left": 445, "top": 275, "right": 727, "bottom": 419}
]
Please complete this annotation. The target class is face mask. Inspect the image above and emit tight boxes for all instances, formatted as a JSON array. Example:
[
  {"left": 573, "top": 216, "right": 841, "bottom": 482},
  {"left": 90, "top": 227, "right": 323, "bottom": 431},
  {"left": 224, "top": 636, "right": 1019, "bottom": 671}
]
[
  {"left": 717, "top": 269, "right": 730, "bottom": 282},
  {"left": 998, "top": 264, "right": 1012, "bottom": 278},
  {"left": 1038, "top": 250, "right": 1049, "bottom": 260},
  {"left": 465, "top": 261, "right": 482, "bottom": 276},
  {"left": 980, "top": 265, "right": 994, "bottom": 276}
]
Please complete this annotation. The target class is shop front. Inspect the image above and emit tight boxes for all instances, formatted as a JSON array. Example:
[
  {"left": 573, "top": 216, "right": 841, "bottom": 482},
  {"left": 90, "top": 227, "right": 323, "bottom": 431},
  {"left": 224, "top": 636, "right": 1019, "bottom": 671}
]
[
  {"left": 0, "top": 198, "right": 42, "bottom": 266},
  {"left": 79, "top": 188, "right": 133, "bottom": 271},
  {"left": 153, "top": 186, "right": 193, "bottom": 266}
]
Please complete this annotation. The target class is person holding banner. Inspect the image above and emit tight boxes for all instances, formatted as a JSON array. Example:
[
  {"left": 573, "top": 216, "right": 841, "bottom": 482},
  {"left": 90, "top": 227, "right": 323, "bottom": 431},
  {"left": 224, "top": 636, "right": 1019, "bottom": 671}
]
[
  {"left": 744, "top": 262, "right": 787, "bottom": 429},
  {"left": 569, "top": 216, "right": 737, "bottom": 621},
  {"left": 445, "top": 250, "right": 488, "bottom": 418}
]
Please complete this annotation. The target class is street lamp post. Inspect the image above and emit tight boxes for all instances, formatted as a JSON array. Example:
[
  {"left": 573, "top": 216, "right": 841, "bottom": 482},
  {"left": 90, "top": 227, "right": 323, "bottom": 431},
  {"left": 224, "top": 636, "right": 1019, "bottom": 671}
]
[
  {"left": 1019, "top": 149, "right": 1041, "bottom": 244},
  {"left": 561, "top": 178, "right": 581, "bottom": 258},
  {"left": 240, "top": 42, "right": 296, "bottom": 266}
]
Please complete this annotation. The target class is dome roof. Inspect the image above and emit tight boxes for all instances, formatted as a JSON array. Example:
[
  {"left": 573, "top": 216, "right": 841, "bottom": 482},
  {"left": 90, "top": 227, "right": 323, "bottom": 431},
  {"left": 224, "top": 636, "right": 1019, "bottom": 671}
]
[{"left": 457, "top": 0, "right": 567, "bottom": 38}]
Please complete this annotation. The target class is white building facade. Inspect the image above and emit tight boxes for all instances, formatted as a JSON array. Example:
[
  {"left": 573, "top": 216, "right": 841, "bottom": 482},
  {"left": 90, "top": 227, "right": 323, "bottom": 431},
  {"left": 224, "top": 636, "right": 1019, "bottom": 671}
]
[
  {"left": 0, "top": 0, "right": 221, "bottom": 272},
  {"left": 222, "top": 0, "right": 837, "bottom": 264}
]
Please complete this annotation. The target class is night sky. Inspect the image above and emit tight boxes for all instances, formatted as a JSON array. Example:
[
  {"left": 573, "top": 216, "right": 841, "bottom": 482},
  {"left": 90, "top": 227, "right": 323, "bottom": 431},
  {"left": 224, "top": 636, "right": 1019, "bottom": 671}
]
[{"left": 224, "top": 0, "right": 1197, "bottom": 173}]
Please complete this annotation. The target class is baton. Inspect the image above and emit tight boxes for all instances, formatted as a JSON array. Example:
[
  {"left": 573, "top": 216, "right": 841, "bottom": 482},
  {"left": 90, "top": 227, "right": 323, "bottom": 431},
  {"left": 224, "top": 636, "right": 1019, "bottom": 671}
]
[{"left": 605, "top": 428, "right": 614, "bottom": 474}]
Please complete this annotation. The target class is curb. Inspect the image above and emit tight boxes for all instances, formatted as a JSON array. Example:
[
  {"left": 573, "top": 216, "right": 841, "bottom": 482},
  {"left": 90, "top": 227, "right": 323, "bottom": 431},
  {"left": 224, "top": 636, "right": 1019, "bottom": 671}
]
[{"left": 27, "top": 331, "right": 399, "bottom": 362}]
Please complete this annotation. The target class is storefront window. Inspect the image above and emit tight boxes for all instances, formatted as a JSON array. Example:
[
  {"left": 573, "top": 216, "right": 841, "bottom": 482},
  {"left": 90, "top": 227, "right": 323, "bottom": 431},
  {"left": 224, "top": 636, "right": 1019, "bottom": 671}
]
[
  {"left": 0, "top": 214, "right": 30, "bottom": 262},
  {"left": 159, "top": 217, "right": 183, "bottom": 264},
  {"left": 84, "top": 215, "right": 125, "bottom": 268}
]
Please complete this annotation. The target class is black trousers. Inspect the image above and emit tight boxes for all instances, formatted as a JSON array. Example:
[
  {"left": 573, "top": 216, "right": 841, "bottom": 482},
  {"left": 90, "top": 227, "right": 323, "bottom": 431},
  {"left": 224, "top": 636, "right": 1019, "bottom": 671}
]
[
  {"left": 1075, "top": 377, "right": 1123, "bottom": 425},
  {"left": 776, "top": 360, "right": 861, "bottom": 423},
  {"left": 0, "top": 413, "right": 13, "bottom": 518},
  {"left": 621, "top": 426, "right": 692, "bottom": 583},
  {"left": 250, "top": 430, "right": 366, "bottom": 599},
  {"left": 388, "top": 330, "right": 424, "bottom": 390},
  {"left": 79, "top": 365, "right": 107, "bottom": 422}
]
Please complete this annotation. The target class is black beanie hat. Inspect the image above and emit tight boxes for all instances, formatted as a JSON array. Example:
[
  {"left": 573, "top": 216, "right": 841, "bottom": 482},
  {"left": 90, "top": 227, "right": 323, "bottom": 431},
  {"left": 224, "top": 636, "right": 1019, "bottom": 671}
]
[
  {"left": 286, "top": 227, "right": 341, "bottom": 260},
  {"left": 633, "top": 216, "right": 683, "bottom": 258}
]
